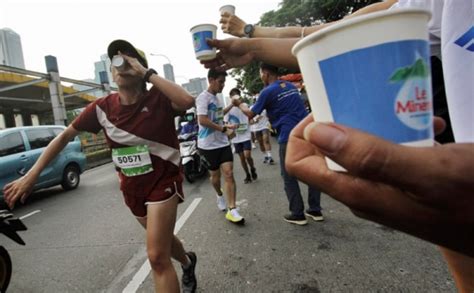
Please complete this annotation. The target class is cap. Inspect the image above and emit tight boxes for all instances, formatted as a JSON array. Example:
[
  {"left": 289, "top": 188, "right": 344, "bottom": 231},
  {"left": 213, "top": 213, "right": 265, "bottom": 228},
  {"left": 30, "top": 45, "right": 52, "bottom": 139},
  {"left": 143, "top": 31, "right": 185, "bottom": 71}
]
[{"left": 107, "top": 39, "right": 148, "bottom": 68}]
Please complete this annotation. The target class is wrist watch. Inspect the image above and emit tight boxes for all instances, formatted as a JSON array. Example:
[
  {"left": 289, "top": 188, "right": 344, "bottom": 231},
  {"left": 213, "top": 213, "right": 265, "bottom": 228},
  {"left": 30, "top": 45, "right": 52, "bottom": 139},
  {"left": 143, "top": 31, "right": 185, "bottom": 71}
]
[
  {"left": 221, "top": 126, "right": 228, "bottom": 133},
  {"left": 144, "top": 68, "right": 157, "bottom": 83},
  {"left": 243, "top": 24, "right": 255, "bottom": 38}
]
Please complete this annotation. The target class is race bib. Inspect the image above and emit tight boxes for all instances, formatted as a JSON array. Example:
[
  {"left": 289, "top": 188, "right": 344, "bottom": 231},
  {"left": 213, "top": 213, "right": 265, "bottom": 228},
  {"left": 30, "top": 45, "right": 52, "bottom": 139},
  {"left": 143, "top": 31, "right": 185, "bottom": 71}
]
[
  {"left": 112, "top": 145, "right": 153, "bottom": 177},
  {"left": 237, "top": 123, "right": 248, "bottom": 133},
  {"left": 216, "top": 108, "right": 224, "bottom": 121}
]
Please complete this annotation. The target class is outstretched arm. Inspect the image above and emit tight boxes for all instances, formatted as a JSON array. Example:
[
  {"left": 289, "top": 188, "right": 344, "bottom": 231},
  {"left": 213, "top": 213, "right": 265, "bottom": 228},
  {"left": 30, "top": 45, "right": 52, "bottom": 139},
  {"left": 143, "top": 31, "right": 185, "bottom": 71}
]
[
  {"left": 201, "top": 38, "right": 299, "bottom": 71},
  {"left": 3, "top": 125, "right": 80, "bottom": 208}
]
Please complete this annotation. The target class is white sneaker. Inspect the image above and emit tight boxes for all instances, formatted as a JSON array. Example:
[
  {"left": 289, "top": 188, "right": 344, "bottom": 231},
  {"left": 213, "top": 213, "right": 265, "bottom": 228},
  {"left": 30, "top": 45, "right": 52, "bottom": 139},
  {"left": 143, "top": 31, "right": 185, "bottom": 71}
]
[
  {"left": 226, "top": 208, "right": 244, "bottom": 223},
  {"left": 216, "top": 195, "right": 226, "bottom": 211}
]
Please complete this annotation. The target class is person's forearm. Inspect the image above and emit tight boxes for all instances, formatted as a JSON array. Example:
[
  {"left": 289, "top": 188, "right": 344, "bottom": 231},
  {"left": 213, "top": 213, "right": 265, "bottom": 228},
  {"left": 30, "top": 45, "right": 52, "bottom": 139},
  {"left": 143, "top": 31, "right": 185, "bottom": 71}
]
[
  {"left": 27, "top": 127, "right": 78, "bottom": 179},
  {"left": 253, "top": 26, "right": 303, "bottom": 38},
  {"left": 148, "top": 74, "right": 194, "bottom": 111},
  {"left": 198, "top": 116, "right": 224, "bottom": 132},
  {"left": 238, "top": 104, "right": 256, "bottom": 119},
  {"left": 246, "top": 38, "right": 299, "bottom": 70},
  {"left": 223, "top": 104, "right": 233, "bottom": 115}
]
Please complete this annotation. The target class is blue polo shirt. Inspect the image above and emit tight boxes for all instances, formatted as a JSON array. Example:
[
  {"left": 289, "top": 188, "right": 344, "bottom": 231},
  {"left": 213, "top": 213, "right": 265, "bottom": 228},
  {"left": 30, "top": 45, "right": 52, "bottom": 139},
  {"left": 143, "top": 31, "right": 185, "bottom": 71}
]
[{"left": 251, "top": 80, "right": 308, "bottom": 144}]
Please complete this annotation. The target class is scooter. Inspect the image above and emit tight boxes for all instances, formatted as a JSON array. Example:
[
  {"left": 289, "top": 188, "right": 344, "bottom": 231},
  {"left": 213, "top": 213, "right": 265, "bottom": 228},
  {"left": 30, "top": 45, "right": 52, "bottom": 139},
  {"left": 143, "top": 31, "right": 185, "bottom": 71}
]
[
  {"left": 178, "top": 130, "right": 208, "bottom": 183},
  {"left": 0, "top": 210, "right": 27, "bottom": 293}
]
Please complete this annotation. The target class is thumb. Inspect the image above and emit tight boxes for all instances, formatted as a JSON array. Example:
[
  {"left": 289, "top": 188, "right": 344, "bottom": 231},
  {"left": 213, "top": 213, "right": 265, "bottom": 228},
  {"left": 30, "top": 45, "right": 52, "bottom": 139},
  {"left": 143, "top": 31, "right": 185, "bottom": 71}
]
[
  {"left": 205, "top": 39, "right": 224, "bottom": 49},
  {"left": 302, "top": 122, "right": 441, "bottom": 190}
]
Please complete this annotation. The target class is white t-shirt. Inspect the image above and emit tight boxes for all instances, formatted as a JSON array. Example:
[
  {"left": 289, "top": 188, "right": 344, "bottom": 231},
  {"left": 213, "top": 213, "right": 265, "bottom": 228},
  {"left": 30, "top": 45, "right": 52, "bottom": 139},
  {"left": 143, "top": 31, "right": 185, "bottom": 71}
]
[
  {"left": 392, "top": 0, "right": 473, "bottom": 142},
  {"left": 225, "top": 104, "right": 251, "bottom": 144},
  {"left": 252, "top": 109, "right": 270, "bottom": 132},
  {"left": 441, "top": 0, "right": 473, "bottom": 142},
  {"left": 196, "top": 90, "right": 230, "bottom": 150},
  {"left": 391, "top": 0, "right": 443, "bottom": 58}
]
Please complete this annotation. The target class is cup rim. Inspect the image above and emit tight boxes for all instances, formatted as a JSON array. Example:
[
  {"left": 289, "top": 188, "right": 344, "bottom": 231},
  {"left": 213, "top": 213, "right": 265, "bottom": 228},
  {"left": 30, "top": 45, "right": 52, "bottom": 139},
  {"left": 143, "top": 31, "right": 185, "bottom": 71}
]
[
  {"left": 219, "top": 4, "right": 235, "bottom": 10},
  {"left": 292, "top": 8, "right": 431, "bottom": 56},
  {"left": 190, "top": 24, "right": 218, "bottom": 32}
]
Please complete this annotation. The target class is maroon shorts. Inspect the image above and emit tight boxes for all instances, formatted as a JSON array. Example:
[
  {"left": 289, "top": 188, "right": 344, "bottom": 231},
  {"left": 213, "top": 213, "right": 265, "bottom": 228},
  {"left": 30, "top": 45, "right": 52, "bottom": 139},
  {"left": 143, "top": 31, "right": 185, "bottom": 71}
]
[{"left": 122, "top": 180, "right": 184, "bottom": 217}]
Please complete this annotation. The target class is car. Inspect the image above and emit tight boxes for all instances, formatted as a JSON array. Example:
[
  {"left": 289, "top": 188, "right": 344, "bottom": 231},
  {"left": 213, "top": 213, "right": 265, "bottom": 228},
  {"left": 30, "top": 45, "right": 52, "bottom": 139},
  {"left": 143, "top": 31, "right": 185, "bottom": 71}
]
[{"left": 0, "top": 125, "right": 87, "bottom": 204}]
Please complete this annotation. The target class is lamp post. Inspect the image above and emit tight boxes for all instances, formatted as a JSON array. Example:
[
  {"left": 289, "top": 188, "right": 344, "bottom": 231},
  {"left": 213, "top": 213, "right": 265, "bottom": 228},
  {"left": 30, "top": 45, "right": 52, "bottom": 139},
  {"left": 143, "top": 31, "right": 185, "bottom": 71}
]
[{"left": 149, "top": 53, "right": 175, "bottom": 82}]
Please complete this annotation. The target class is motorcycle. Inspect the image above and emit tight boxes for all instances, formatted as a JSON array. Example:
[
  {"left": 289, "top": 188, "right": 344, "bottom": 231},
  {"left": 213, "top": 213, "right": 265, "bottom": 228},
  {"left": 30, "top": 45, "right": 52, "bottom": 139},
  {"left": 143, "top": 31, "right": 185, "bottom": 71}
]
[
  {"left": 0, "top": 209, "right": 27, "bottom": 293},
  {"left": 178, "top": 130, "right": 208, "bottom": 183}
]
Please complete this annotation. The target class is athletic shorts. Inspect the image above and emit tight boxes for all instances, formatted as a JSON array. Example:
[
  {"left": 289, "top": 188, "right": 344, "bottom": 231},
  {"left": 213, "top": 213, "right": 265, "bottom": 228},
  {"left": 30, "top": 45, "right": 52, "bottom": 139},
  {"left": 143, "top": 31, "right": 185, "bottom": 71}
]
[
  {"left": 233, "top": 140, "right": 251, "bottom": 153},
  {"left": 198, "top": 145, "right": 233, "bottom": 171},
  {"left": 121, "top": 179, "right": 184, "bottom": 218}
]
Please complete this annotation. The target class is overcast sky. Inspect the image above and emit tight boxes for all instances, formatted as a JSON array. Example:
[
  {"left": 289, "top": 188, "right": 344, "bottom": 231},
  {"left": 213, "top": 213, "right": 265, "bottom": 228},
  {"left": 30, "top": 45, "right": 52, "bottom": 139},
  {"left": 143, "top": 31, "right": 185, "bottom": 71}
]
[{"left": 0, "top": 0, "right": 281, "bottom": 94}]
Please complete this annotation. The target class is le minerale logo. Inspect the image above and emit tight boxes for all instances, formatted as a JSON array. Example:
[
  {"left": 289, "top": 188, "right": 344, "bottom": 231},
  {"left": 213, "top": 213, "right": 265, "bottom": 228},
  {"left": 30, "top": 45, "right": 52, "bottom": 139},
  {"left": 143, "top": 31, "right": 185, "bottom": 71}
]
[{"left": 390, "top": 58, "right": 432, "bottom": 130}]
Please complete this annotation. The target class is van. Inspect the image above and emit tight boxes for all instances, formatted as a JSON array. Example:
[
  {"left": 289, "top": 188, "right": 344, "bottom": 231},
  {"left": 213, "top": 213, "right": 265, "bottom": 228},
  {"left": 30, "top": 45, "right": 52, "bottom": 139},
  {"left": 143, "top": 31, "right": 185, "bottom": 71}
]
[{"left": 0, "top": 125, "right": 87, "bottom": 203}]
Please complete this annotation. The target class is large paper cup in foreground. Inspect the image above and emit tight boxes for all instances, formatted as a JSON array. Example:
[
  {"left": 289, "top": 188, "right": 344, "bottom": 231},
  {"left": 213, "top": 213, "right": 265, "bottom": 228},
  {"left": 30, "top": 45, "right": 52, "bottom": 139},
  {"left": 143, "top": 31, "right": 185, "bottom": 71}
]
[
  {"left": 191, "top": 24, "right": 218, "bottom": 61},
  {"left": 292, "top": 9, "right": 433, "bottom": 171}
]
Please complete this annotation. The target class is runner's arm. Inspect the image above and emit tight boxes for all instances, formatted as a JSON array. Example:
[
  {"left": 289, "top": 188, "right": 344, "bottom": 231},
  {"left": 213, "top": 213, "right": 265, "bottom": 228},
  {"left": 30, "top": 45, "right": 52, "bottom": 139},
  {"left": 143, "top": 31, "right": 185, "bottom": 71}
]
[
  {"left": 3, "top": 125, "right": 80, "bottom": 208},
  {"left": 198, "top": 115, "right": 226, "bottom": 132},
  {"left": 147, "top": 74, "right": 194, "bottom": 111}
]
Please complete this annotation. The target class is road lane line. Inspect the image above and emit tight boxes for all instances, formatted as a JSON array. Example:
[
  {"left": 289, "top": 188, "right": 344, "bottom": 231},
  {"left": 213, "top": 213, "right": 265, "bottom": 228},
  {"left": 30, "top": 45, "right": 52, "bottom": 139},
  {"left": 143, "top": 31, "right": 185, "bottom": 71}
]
[
  {"left": 19, "top": 210, "right": 41, "bottom": 220},
  {"left": 122, "top": 197, "right": 202, "bottom": 293}
]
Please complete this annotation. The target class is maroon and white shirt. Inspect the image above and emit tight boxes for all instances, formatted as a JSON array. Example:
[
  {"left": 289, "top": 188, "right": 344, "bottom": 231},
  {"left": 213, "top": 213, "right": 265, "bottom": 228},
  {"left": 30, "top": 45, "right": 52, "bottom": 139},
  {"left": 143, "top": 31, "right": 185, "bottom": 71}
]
[{"left": 72, "top": 87, "right": 182, "bottom": 198}]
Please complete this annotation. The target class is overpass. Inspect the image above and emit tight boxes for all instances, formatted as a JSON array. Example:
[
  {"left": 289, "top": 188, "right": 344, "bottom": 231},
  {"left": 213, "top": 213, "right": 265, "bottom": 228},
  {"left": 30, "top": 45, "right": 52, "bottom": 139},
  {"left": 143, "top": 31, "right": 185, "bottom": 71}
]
[{"left": 0, "top": 57, "right": 115, "bottom": 129}]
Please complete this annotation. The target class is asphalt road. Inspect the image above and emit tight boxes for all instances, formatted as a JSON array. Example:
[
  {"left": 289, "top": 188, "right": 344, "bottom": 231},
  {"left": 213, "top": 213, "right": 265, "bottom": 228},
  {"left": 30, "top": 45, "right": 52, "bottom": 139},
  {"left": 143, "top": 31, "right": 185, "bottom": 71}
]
[{"left": 3, "top": 140, "right": 456, "bottom": 292}]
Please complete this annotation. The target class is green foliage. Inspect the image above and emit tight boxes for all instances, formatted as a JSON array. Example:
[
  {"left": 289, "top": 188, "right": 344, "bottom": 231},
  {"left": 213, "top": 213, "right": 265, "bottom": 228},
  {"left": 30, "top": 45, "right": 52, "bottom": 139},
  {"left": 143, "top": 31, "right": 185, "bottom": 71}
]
[{"left": 232, "top": 0, "right": 381, "bottom": 94}]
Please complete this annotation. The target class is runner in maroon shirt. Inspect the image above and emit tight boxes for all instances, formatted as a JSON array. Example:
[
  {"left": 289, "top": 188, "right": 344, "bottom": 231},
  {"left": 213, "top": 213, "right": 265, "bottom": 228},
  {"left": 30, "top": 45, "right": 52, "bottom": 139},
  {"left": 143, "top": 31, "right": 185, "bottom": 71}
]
[{"left": 3, "top": 40, "right": 198, "bottom": 293}]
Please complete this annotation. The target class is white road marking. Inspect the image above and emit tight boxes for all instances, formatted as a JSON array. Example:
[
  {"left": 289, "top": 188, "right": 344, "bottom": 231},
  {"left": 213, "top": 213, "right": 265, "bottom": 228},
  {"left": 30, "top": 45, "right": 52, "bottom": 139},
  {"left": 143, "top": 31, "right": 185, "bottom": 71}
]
[
  {"left": 19, "top": 210, "right": 41, "bottom": 220},
  {"left": 122, "top": 198, "right": 202, "bottom": 293}
]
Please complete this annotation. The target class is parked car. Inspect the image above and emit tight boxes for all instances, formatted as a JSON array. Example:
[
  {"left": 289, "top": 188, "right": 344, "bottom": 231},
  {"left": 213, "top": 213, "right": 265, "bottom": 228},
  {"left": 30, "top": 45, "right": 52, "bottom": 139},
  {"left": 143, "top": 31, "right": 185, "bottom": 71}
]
[{"left": 0, "top": 125, "right": 87, "bottom": 204}]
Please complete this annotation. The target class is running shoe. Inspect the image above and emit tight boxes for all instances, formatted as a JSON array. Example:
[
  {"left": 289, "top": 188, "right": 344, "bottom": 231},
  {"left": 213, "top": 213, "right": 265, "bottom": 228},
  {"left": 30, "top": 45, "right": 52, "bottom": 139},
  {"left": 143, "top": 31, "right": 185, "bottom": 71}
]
[
  {"left": 305, "top": 211, "right": 324, "bottom": 222},
  {"left": 182, "top": 251, "right": 197, "bottom": 293},
  {"left": 226, "top": 208, "right": 245, "bottom": 224},
  {"left": 216, "top": 195, "right": 226, "bottom": 211},
  {"left": 283, "top": 214, "right": 308, "bottom": 226},
  {"left": 244, "top": 175, "right": 252, "bottom": 184},
  {"left": 263, "top": 156, "right": 269, "bottom": 164},
  {"left": 268, "top": 157, "right": 275, "bottom": 165},
  {"left": 250, "top": 167, "right": 257, "bottom": 180}
]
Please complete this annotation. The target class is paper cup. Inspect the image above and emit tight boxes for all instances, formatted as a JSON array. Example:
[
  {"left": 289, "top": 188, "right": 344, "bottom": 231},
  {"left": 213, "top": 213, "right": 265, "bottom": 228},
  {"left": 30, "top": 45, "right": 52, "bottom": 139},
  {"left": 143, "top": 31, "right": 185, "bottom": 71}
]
[
  {"left": 292, "top": 9, "right": 433, "bottom": 171},
  {"left": 220, "top": 5, "right": 235, "bottom": 15},
  {"left": 190, "top": 24, "right": 218, "bottom": 61}
]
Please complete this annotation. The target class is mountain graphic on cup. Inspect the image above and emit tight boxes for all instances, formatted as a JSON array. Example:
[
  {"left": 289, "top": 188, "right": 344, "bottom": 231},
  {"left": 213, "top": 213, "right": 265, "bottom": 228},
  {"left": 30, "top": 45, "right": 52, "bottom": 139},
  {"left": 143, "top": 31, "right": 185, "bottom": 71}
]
[{"left": 391, "top": 57, "right": 432, "bottom": 130}]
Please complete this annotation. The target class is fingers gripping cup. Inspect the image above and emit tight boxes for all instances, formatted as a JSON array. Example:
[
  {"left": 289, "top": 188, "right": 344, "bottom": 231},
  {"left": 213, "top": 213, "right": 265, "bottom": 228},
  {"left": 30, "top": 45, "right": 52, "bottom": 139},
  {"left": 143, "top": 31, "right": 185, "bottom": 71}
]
[
  {"left": 292, "top": 9, "right": 433, "bottom": 171},
  {"left": 219, "top": 5, "right": 235, "bottom": 15},
  {"left": 190, "top": 24, "right": 218, "bottom": 61}
]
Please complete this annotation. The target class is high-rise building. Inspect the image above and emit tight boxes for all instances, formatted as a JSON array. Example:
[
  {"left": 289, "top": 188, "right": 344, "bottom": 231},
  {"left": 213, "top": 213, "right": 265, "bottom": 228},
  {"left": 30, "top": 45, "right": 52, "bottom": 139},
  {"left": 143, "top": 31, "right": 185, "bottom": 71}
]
[
  {"left": 95, "top": 54, "right": 116, "bottom": 87},
  {"left": 0, "top": 28, "right": 26, "bottom": 68},
  {"left": 181, "top": 77, "right": 207, "bottom": 97},
  {"left": 163, "top": 63, "right": 175, "bottom": 82}
]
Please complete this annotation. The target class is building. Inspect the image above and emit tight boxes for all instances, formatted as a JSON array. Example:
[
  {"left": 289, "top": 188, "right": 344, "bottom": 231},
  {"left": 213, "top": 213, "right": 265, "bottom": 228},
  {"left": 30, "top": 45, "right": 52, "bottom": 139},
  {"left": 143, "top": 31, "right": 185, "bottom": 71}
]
[
  {"left": 0, "top": 28, "right": 25, "bottom": 69},
  {"left": 163, "top": 63, "right": 175, "bottom": 82},
  {"left": 181, "top": 77, "right": 207, "bottom": 97}
]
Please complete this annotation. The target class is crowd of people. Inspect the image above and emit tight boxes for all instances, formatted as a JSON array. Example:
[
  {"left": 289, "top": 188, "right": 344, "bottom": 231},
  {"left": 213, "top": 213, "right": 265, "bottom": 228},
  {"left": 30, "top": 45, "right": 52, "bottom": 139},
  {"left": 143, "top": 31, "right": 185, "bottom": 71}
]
[{"left": 2, "top": 0, "right": 473, "bottom": 292}]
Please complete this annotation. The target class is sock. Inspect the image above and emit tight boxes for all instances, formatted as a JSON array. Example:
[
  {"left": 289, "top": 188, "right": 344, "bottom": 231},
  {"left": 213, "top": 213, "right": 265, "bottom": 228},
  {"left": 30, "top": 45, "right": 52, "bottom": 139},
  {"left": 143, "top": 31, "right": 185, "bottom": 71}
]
[
  {"left": 182, "top": 255, "right": 192, "bottom": 269},
  {"left": 266, "top": 151, "right": 272, "bottom": 157}
]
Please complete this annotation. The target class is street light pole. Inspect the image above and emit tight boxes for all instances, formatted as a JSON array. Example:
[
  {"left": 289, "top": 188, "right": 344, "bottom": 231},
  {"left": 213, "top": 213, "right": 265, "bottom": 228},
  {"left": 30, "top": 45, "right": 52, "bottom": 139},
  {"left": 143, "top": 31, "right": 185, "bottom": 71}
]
[{"left": 149, "top": 53, "right": 175, "bottom": 82}]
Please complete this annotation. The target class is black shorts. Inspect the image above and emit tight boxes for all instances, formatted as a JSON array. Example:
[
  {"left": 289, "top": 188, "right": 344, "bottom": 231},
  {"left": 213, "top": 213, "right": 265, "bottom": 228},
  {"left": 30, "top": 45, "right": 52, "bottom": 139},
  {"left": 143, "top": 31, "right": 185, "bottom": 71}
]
[
  {"left": 233, "top": 140, "right": 251, "bottom": 153},
  {"left": 199, "top": 145, "right": 233, "bottom": 171}
]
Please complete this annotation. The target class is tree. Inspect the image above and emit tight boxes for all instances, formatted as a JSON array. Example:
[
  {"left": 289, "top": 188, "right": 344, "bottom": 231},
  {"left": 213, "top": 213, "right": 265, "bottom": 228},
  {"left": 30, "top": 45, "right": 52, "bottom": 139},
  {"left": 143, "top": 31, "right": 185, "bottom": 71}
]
[{"left": 231, "top": 0, "right": 381, "bottom": 94}]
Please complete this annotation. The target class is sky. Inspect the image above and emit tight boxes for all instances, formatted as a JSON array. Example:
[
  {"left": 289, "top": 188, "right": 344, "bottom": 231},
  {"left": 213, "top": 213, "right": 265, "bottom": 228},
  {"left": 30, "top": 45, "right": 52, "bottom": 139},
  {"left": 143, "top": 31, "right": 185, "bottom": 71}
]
[{"left": 0, "top": 0, "right": 281, "bottom": 95}]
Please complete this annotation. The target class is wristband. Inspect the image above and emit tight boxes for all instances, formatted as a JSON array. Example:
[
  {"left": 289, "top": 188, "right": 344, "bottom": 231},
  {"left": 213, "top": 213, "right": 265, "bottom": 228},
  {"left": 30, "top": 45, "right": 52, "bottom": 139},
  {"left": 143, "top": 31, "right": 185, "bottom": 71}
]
[{"left": 144, "top": 68, "right": 157, "bottom": 83}]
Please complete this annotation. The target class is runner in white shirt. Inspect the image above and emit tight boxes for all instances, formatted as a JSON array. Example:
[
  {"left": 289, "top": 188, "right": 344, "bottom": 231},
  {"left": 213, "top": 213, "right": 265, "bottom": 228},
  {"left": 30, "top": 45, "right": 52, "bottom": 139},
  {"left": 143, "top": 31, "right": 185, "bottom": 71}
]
[
  {"left": 196, "top": 69, "right": 245, "bottom": 224},
  {"left": 251, "top": 109, "right": 275, "bottom": 164},
  {"left": 226, "top": 88, "right": 258, "bottom": 183}
]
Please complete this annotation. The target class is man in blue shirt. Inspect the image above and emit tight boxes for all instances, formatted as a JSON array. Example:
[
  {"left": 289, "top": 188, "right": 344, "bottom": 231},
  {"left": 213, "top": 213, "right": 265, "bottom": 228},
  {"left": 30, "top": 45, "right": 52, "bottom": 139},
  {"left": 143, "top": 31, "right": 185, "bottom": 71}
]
[{"left": 234, "top": 63, "right": 323, "bottom": 225}]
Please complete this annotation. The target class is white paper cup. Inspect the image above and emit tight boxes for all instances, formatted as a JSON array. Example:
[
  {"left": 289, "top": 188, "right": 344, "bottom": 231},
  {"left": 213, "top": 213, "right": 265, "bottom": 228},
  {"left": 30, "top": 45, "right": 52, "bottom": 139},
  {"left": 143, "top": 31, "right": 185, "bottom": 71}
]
[
  {"left": 292, "top": 9, "right": 433, "bottom": 171},
  {"left": 220, "top": 5, "right": 235, "bottom": 15},
  {"left": 190, "top": 24, "right": 218, "bottom": 61}
]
